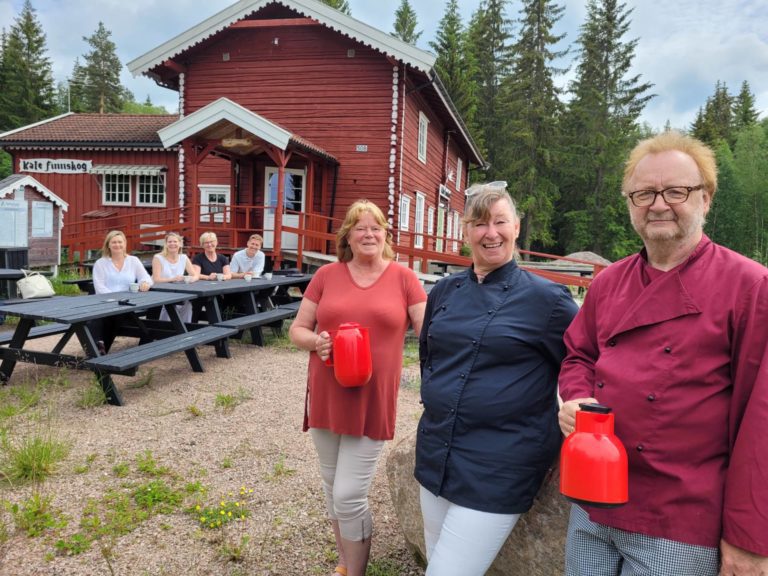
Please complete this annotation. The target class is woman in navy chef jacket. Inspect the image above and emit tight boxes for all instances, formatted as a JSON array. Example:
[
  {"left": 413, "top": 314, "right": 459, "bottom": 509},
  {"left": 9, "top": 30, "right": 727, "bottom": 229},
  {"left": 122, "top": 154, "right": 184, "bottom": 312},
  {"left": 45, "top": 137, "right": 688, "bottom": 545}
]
[{"left": 415, "top": 182, "right": 578, "bottom": 575}]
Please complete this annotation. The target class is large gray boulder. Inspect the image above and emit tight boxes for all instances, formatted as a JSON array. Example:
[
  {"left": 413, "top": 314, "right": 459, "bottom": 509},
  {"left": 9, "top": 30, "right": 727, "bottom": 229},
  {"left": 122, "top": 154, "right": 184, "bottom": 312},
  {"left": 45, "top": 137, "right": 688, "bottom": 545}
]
[{"left": 386, "top": 429, "right": 570, "bottom": 575}]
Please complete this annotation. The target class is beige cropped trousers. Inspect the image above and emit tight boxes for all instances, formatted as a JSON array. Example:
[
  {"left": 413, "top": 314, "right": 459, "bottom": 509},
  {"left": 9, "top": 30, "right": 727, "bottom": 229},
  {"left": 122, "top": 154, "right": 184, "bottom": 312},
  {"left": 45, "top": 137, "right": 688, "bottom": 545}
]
[{"left": 310, "top": 428, "right": 385, "bottom": 541}]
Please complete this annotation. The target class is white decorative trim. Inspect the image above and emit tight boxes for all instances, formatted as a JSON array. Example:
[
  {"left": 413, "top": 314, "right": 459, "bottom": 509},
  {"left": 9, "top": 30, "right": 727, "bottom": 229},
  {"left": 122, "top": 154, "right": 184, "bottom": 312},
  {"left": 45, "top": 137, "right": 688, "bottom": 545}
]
[
  {"left": 127, "top": 0, "right": 436, "bottom": 78},
  {"left": 178, "top": 146, "right": 186, "bottom": 223},
  {"left": 0, "top": 174, "right": 69, "bottom": 210},
  {"left": 158, "top": 97, "right": 291, "bottom": 149},
  {"left": 179, "top": 73, "right": 186, "bottom": 118}
]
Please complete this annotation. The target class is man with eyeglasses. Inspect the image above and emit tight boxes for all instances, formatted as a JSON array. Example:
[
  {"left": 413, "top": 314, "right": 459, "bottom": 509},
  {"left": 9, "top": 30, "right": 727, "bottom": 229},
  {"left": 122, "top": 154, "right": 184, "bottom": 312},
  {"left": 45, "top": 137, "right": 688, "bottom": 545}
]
[{"left": 558, "top": 131, "right": 768, "bottom": 576}]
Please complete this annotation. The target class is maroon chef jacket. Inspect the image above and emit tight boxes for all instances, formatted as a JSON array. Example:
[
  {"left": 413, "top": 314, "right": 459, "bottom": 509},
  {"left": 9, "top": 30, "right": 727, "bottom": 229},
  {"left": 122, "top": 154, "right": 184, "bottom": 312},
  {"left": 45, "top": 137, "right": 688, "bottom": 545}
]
[{"left": 559, "top": 236, "right": 768, "bottom": 555}]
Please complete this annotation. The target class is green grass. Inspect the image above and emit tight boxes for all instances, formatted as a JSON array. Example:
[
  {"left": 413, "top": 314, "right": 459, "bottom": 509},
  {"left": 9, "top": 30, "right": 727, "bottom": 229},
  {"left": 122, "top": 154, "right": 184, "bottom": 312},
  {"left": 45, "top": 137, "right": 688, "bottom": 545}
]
[
  {"left": 214, "top": 387, "right": 251, "bottom": 411},
  {"left": 0, "top": 431, "right": 70, "bottom": 484},
  {"left": 76, "top": 380, "right": 108, "bottom": 408},
  {"left": 5, "top": 492, "right": 68, "bottom": 537}
]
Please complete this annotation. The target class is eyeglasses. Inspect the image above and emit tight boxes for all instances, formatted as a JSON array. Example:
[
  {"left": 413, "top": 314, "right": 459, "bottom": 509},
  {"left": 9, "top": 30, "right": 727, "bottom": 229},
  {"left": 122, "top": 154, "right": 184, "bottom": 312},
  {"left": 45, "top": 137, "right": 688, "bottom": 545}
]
[
  {"left": 627, "top": 185, "right": 704, "bottom": 207},
  {"left": 465, "top": 181, "right": 508, "bottom": 197}
]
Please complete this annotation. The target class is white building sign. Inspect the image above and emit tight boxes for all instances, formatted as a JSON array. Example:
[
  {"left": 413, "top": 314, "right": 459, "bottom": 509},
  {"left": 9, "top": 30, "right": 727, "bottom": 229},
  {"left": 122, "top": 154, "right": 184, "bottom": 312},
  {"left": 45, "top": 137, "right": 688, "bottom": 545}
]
[{"left": 20, "top": 158, "right": 92, "bottom": 174}]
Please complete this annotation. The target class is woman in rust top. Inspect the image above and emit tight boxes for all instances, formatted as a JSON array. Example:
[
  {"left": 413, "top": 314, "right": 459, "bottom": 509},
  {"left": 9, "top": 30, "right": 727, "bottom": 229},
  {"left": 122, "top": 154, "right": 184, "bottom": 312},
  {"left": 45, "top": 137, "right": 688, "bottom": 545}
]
[{"left": 289, "top": 200, "right": 426, "bottom": 576}]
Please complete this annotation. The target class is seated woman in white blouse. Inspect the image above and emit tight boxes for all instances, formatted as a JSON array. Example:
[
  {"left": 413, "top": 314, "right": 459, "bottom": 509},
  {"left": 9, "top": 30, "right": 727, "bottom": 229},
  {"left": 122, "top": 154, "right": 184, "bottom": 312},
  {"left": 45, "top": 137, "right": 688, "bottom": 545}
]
[
  {"left": 152, "top": 232, "right": 197, "bottom": 322},
  {"left": 92, "top": 230, "right": 152, "bottom": 294},
  {"left": 90, "top": 230, "right": 153, "bottom": 352}
]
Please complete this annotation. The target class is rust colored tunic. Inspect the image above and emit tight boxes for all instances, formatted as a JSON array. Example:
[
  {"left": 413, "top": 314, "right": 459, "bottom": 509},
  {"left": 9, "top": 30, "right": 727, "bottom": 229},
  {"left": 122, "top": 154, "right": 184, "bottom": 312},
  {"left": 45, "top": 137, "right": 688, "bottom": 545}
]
[{"left": 302, "top": 261, "right": 426, "bottom": 441}]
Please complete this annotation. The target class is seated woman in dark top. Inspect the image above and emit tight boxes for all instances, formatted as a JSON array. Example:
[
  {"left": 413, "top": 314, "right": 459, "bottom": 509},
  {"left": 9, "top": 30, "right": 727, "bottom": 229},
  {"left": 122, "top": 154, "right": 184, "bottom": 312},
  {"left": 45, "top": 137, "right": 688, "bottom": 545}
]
[
  {"left": 191, "top": 231, "right": 231, "bottom": 280},
  {"left": 415, "top": 182, "right": 578, "bottom": 575}
]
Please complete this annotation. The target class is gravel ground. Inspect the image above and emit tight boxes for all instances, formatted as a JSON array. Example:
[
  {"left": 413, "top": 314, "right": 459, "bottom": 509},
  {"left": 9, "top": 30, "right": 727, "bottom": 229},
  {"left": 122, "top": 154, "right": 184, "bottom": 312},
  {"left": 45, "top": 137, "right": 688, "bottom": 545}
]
[{"left": 0, "top": 329, "right": 425, "bottom": 576}]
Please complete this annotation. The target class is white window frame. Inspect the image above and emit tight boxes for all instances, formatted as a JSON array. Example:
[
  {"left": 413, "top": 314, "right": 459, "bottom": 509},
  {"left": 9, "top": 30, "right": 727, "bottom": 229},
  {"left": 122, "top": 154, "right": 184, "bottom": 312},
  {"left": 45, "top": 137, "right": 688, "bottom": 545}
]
[
  {"left": 414, "top": 192, "right": 425, "bottom": 249},
  {"left": 456, "top": 157, "right": 463, "bottom": 192},
  {"left": 417, "top": 111, "right": 429, "bottom": 164},
  {"left": 199, "top": 184, "right": 231, "bottom": 223},
  {"left": 103, "top": 174, "right": 131, "bottom": 205},
  {"left": 452, "top": 211, "right": 460, "bottom": 252},
  {"left": 427, "top": 206, "right": 435, "bottom": 239},
  {"left": 136, "top": 174, "right": 167, "bottom": 207},
  {"left": 399, "top": 194, "right": 411, "bottom": 231}
]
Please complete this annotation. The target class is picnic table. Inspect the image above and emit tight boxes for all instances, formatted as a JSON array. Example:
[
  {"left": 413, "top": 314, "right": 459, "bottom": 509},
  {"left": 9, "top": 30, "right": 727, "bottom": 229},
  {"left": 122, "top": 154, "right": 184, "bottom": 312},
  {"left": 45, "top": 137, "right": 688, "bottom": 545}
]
[
  {"left": 0, "top": 291, "right": 235, "bottom": 406},
  {"left": 150, "top": 273, "right": 312, "bottom": 352}
]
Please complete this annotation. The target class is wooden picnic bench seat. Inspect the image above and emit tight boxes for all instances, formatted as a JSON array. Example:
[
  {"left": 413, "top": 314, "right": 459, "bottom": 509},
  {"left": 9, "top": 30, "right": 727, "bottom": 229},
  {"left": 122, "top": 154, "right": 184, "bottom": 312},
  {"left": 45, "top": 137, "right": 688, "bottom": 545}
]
[
  {"left": 0, "top": 322, "right": 70, "bottom": 345},
  {"left": 84, "top": 325, "right": 237, "bottom": 376},
  {"left": 214, "top": 302, "right": 301, "bottom": 346}
]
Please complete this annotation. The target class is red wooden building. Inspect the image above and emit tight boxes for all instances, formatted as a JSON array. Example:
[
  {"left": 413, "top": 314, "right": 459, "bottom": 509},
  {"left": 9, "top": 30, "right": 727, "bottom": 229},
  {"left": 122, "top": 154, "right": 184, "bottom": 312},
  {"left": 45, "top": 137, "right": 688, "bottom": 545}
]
[{"left": 0, "top": 0, "right": 483, "bottom": 270}]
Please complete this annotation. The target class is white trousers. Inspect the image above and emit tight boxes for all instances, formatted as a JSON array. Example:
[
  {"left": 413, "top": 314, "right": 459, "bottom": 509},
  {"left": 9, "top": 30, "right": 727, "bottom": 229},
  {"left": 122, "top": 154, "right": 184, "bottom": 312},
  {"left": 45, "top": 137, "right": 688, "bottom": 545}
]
[
  {"left": 310, "top": 428, "right": 384, "bottom": 541},
  {"left": 420, "top": 486, "right": 520, "bottom": 576}
]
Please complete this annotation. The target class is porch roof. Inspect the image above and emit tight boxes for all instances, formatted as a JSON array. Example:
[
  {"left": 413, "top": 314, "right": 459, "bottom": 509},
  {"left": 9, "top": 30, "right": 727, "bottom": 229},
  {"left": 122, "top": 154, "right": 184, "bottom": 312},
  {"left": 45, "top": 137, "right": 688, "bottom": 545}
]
[
  {"left": 89, "top": 165, "right": 167, "bottom": 176},
  {"left": 158, "top": 97, "right": 338, "bottom": 163},
  {"left": 0, "top": 174, "right": 69, "bottom": 210}
]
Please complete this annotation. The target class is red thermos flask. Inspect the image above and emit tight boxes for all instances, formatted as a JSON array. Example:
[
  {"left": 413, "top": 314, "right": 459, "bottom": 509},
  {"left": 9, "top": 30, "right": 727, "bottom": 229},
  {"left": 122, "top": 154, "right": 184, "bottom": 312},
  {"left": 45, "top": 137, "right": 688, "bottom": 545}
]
[
  {"left": 325, "top": 322, "right": 372, "bottom": 387},
  {"left": 560, "top": 403, "right": 628, "bottom": 507}
]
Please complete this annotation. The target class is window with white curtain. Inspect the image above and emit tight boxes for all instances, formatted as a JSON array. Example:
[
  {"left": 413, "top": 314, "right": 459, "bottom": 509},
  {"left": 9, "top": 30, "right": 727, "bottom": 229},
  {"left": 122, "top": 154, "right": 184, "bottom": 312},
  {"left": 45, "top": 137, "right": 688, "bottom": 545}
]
[
  {"left": 400, "top": 195, "right": 411, "bottom": 231},
  {"left": 456, "top": 157, "right": 463, "bottom": 192},
  {"left": 418, "top": 111, "right": 429, "bottom": 164},
  {"left": 415, "top": 193, "right": 425, "bottom": 249}
]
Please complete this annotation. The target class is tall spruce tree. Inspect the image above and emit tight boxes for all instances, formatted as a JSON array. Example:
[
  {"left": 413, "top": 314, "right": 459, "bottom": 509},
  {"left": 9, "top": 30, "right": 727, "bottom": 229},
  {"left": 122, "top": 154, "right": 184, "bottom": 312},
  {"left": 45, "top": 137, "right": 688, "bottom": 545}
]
[
  {"left": 318, "top": 0, "right": 351, "bottom": 15},
  {"left": 706, "top": 141, "right": 745, "bottom": 255},
  {"left": 557, "top": 0, "right": 653, "bottom": 259},
  {"left": 691, "top": 81, "right": 734, "bottom": 147},
  {"left": 0, "top": 0, "right": 57, "bottom": 131},
  {"left": 499, "top": 0, "right": 568, "bottom": 251},
  {"left": 466, "top": 0, "right": 515, "bottom": 180},
  {"left": 80, "top": 22, "right": 127, "bottom": 114},
  {"left": 430, "top": 0, "right": 479, "bottom": 142},
  {"left": 732, "top": 80, "right": 759, "bottom": 134},
  {"left": 392, "top": 0, "right": 422, "bottom": 45}
]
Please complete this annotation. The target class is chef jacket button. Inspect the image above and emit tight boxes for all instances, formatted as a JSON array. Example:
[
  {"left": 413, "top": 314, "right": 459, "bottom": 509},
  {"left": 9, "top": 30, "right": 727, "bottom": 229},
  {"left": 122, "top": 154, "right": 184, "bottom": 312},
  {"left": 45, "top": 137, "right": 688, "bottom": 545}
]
[
  {"left": 664, "top": 346, "right": 671, "bottom": 353},
  {"left": 503, "top": 285, "right": 509, "bottom": 290},
  {"left": 608, "top": 339, "right": 616, "bottom": 347},
  {"left": 441, "top": 305, "right": 447, "bottom": 310},
  {"left": 647, "top": 393, "right": 656, "bottom": 401},
  {"left": 460, "top": 373, "right": 465, "bottom": 379},
  {"left": 450, "top": 408, "right": 455, "bottom": 414},
  {"left": 597, "top": 382, "right": 604, "bottom": 388},
  {"left": 428, "top": 364, "right": 432, "bottom": 369},
  {"left": 420, "top": 428, "right": 425, "bottom": 433},
  {"left": 472, "top": 340, "right": 477, "bottom": 346},
  {"left": 636, "top": 444, "right": 644, "bottom": 452},
  {"left": 444, "top": 442, "right": 449, "bottom": 447},
  {"left": 488, "top": 310, "right": 493, "bottom": 314}
]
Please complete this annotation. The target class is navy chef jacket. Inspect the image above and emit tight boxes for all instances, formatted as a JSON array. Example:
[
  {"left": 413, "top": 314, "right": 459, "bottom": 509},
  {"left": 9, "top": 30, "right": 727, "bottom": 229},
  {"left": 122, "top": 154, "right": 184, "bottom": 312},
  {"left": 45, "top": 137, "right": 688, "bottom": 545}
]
[{"left": 415, "top": 259, "right": 579, "bottom": 514}]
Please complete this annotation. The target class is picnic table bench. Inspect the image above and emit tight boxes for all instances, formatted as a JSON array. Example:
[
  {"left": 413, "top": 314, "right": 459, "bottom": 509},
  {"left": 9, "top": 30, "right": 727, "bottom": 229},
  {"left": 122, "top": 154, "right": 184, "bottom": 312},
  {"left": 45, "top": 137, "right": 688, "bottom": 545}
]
[
  {"left": 215, "top": 301, "right": 301, "bottom": 346},
  {"left": 85, "top": 325, "right": 236, "bottom": 376},
  {"left": 0, "top": 322, "right": 70, "bottom": 345}
]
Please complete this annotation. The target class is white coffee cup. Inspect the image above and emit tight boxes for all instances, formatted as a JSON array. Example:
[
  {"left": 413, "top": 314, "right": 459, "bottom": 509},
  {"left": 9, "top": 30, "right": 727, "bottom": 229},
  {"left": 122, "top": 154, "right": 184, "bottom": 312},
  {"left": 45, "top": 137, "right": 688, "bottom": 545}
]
[
  {"left": 129, "top": 283, "right": 139, "bottom": 293},
  {"left": 244, "top": 274, "right": 252, "bottom": 282},
  {"left": 216, "top": 273, "right": 224, "bottom": 281},
  {"left": 184, "top": 276, "right": 193, "bottom": 284},
  {"left": 263, "top": 272, "right": 273, "bottom": 280}
]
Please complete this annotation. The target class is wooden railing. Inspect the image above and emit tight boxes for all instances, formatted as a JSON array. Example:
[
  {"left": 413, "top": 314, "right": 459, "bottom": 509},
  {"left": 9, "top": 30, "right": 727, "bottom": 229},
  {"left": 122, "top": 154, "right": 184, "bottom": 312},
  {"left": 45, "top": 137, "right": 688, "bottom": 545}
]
[{"left": 62, "top": 206, "right": 602, "bottom": 287}]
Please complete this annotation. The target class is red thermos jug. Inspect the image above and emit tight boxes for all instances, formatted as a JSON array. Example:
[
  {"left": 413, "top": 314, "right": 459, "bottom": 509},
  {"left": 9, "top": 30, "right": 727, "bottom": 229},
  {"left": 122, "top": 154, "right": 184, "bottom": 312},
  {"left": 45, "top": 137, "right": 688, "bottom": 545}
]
[
  {"left": 325, "top": 322, "right": 372, "bottom": 387},
  {"left": 560, "top": 403, "right": 628, "bottom": 508}
]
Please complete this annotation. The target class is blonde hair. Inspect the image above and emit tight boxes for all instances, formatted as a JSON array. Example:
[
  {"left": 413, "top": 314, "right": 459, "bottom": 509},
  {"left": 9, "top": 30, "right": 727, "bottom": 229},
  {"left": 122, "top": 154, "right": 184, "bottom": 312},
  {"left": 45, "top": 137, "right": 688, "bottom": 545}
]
[
  {"left": 248, "top": 233, "right": 263, "bottom": 245},
  {"left": 199, "top": 231, "right": 217, "bottom": 246},
  {"left": 160, "top": 232, "right": 185, "bottom": 259},
  {"left": 623, "top": 131, "right": 718, "bottom": 199},
  {"left": 335, "top": 200, "right": 394, "bottom": 262},
  {"left": 102, "top": 230, "right": 127, "bottom": 258}
]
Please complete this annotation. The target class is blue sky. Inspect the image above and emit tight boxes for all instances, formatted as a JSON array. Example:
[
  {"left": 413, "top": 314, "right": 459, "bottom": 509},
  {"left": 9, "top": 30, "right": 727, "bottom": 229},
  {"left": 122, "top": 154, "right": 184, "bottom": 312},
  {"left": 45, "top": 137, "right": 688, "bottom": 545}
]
[{"left": 1, "top": 0, "right": 766, "bottom": 131}]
